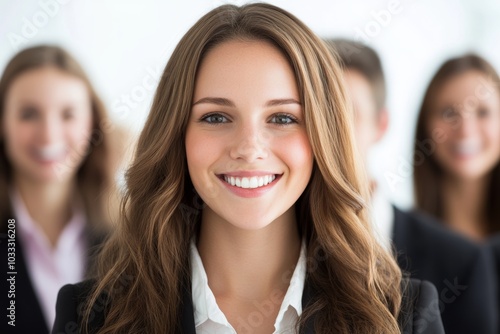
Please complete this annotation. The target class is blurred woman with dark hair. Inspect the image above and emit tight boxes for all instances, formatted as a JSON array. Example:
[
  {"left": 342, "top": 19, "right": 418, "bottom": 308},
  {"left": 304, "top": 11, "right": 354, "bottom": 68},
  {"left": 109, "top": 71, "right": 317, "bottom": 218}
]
[{"left": 413, "top": 54, "right": 500, "bottom": 241}]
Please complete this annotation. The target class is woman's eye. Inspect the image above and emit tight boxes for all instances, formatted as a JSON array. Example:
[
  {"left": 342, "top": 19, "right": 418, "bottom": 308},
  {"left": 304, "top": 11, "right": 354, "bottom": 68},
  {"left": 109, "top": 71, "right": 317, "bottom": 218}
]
[
  {"left": 477, "top": 108, "right": 490, "bottom": 118},
  {"left": 441, "top": 107, "right": 458, "bottom": 121},
  {"left": 62, "top": 108, "right": 75, "bottom": 121},
  {"left": 270, "top": 114, "right": 297, "bottom": 125},
  {"left": 19, "top": 106, "right": 39, "bottom": 120},
  {"left": 200, "top": 113, "right": 229, "bottom": 124}
]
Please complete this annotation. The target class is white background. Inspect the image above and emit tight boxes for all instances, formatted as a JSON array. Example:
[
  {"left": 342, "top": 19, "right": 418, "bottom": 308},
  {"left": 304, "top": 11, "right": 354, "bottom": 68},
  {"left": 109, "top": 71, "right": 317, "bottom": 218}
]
[{"left": 1, "top": 0, "right": 499, "bottom": 208}]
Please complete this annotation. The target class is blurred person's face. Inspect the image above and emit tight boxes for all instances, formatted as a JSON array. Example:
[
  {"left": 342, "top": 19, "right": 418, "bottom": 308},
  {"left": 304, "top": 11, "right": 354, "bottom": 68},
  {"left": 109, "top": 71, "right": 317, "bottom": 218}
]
[
  {"left": 343, "top": 69, "right": 388, "bottom": 167},
  {"left": 185, "top": 40, "right": 313, "bottom": 231},
  {"left": 2, "top": 66, "right": 93, "bottom": 183},
  {"left": 427, "top": 70, "right": 500, "bottom": 180}
]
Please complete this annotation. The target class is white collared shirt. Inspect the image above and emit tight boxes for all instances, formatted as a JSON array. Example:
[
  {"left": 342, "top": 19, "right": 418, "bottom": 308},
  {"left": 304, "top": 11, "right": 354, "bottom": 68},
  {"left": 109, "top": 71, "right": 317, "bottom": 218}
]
[
  {"left": 11, "top": 189, "right": 87, "bottom": 330},
  {"left": 369, "top": 185, "right": 394, "bottom": 251},
  {"left": 190, "top": 241, "right": 307, "bottom": 334}
]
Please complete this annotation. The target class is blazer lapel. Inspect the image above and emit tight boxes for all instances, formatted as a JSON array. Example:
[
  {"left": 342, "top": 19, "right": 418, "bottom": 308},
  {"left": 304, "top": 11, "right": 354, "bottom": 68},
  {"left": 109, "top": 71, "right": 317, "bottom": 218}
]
[
  {"left": 392, "top": 206, "right": 406, "bottom": 250},
  {"left": 181, "top": 282, "right": 197, "bottom": 334},
  {"left": 391, "top": 206, "right": 411, "bottom": 271},
  {"left": 9, "top": 236, "right": 49, "bottom": 333},
  {"left": 301, "top": 279, "right": 316, "bottom": 334}
]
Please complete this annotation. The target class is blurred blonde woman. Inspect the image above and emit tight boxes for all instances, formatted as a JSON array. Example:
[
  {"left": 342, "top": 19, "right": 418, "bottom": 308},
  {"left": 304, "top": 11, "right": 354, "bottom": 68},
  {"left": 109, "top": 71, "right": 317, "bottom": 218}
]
[
  {"left": 0, "top": 45, "right": 123, "bottom": 334},
  {"left": 53, "top": 4, "right": 443, "bottom": 333}
]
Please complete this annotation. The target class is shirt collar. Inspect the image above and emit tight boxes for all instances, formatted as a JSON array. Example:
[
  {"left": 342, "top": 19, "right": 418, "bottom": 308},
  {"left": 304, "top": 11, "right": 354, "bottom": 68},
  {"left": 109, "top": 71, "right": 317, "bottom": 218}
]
[
  {"left": 274, "top": 239, "right": 307, "bottom": 328},
  {"left": 10, "top": 187, "right": 86, "bottom": 251},
  {"left": 370, "top": 184, "right": 394, "bottom": 251},
  {"left": 190, "top": 239, "right": 307, "bottom": 330},
  {"left": 190, "top": 241, "right": 231, "bottom": 328}
]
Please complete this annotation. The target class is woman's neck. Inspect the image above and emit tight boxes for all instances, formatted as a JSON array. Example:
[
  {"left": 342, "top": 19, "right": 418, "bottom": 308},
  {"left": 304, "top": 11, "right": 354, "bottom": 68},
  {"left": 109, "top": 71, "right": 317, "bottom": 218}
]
[
  {"left": 197, "top": 207, "right": 301, "bottom": 331},
  {"left": 14, "top": 174, "right": 77, "bottom": 247},
  {"left": 441, "top": 175, "right": 490, "bottom": 241}
]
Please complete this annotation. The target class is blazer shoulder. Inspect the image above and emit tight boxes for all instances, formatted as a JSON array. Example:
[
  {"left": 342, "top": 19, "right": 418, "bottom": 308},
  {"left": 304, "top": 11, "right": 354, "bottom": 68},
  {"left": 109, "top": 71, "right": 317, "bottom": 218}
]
[
  {"left": 52, "top": 280, "right": 102, "bottom": 334},
  {"left": 488, "top": 233, "right": 500, "bottom": 256},
  {"left": 399, "top": 278, "right": 445, "bottom": 334},
  {"left": 398, "top": 210, "right": 498, "bottom": 334},
  {"left": 488, "top": 234, "right": 500, "bottom": 271},
  {"left": 395, "top": 207, "right": 483, "bottom": 259}
]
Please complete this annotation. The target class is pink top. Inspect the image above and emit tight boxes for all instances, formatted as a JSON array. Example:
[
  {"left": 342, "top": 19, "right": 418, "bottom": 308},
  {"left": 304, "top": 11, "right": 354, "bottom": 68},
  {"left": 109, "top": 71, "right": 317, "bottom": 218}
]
[{"left": 11, "top": 189, "right": 87, "bottom": 331}]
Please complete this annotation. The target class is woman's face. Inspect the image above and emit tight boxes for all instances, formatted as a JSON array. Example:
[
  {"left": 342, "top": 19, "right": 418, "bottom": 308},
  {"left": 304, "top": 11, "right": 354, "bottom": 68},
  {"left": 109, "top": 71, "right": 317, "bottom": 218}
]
[
  {"left": 185, "top": 39, "right": 313, "bottom": 230},
  {"left": 2, "top": 66, "right": 93, "bottom": 183},
  {"left": 426, "top": 70, "right": 500, "bottom": 180}
]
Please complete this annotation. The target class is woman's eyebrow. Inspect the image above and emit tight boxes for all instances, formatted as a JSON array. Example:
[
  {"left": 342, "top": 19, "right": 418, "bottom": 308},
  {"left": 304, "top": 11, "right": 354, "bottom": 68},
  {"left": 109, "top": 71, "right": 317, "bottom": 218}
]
[
  {"left": 192, "top": 97, "right": 301, "bottom": 107},
  {"left": 192, "top": 97, "right": 235, "bottom": 107},
  {"left": 265, "top": 98, "right": 301, "bottom": 107}
]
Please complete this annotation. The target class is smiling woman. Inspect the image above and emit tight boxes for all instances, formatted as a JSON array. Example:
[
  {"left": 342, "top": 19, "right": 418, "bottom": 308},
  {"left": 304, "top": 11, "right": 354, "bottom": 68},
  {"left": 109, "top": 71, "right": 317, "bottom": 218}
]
[
  {"left": 186, "top": 40, "right": 313, "bottom": 231},
  {"left": 0, "top": 45, "right": 123, "bottom": 334},
  {"left": 413, "top": 54, "right": 500, "bottom": 241},
  {"left": 52, "top": 3, "right": 443, "bottom": 334}
]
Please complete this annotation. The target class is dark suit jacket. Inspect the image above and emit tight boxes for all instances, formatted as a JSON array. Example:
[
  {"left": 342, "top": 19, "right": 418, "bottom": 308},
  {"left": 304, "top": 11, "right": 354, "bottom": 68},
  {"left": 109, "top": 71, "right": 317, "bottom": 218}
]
[
  {"left": 393, "top": 207, "right": 498, "bottom": 334},
  {"left": 0, "top": 226, "right": 107, "bottom": 334},
  {"left": 487, "top": 234, "right": 500, "bottom": 324},
  {"left": 51, "top": 278, "right": 444, "bottom": 333}
]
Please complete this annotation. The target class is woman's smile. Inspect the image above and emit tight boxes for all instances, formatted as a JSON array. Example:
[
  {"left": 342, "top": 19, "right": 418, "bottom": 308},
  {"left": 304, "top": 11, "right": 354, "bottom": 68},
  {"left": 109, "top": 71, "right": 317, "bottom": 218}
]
[{"left": 217, "top": 172, "right": 282, "bottom": 198}]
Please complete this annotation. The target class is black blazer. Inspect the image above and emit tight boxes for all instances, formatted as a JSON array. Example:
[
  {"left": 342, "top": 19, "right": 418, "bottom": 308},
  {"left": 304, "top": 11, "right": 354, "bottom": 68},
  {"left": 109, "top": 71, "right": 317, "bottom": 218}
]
[
  {"left": 0, "top": 227, "right": 106, "bottom": 334},
  {"left": 393, "top": 207, "right": 498, "bottom": 334},
  {"left": 489, "top": 234, "right": 500, "bottom": 271},
  {"left": 51, "top": 278, "right": 444, "bottom": 333},
  {"left": 487, "top": 234, "right": 500, "bottom": 323}
]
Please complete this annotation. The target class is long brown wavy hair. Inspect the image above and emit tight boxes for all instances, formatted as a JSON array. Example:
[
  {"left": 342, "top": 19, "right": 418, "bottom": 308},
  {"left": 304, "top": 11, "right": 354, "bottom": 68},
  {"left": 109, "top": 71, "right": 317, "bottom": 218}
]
[
  {"left": 87, "top": 3, "right": 402, "bottom": 333},
  {"left": 413, "top": 54, "right": 500, "bottom": 235},
  {"left": 0, "top": 45, "right": 122, "bottom": 232}
]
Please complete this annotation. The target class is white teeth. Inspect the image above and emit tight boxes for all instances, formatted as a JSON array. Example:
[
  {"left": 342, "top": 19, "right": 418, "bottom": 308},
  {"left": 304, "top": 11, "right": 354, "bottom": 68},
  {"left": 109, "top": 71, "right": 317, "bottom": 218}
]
[
  {"left": 241, "top": 177, "right": 249, "bottom": 188},
  {"left": 453, "top": 141, "right": 481, "bottom": 155},
  {"left": 35, "top": 143, "right": 67, "bottom": 161},
  {"left": 250, "top": 177, "right": 259, "bottom": 188},
  {"left": 223, "top": 175, "right": 276, "bottom": 189}
]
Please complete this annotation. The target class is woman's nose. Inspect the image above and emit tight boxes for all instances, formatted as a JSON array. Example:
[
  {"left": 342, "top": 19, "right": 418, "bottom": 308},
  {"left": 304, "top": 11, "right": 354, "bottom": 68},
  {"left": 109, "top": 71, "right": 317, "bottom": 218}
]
[
  {"left": 38, "top": 115, "right": 62, "bottom": 144},
  {"left": 455, "top": 113, "right": 478, "bottom": 137},
  {"left": 229, "top": 124, "right": 269, "bottom": 162}
]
